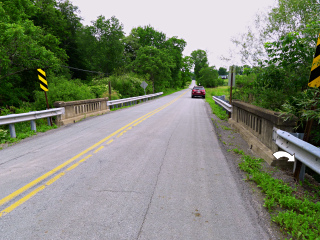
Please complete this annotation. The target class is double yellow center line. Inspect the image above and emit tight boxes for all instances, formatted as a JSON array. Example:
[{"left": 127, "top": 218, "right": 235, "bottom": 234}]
[{"left": 0, "top": 90, "right": 188, "bottom": 217}]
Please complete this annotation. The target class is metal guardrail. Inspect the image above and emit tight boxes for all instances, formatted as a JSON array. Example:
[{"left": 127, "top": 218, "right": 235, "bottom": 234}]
[
  {"left": 107, "top": 92, "right": 163, "bottom": 109},
  {"left": 212, "top": 96, "right": 232, "bottom": 113},
  {"left": 0, "top": 108, "right": 65, "bottom": 138},
  {"left": 273, "top": 127, "right": 320, "bottom": 180}
]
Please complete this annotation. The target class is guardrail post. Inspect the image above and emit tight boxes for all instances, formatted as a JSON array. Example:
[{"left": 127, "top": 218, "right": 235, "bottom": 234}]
[
  {"left": 9, "top": 124, "right": 16, "bottom": 138},
  {"left": 30, "top": 120, "right": 36, "bottom": 132},
  {"left": 294, "top": 160, "right": 306, "bottom": 181},
  {"left": 47, "top": 117, "right": 51, "bottom": 126},
  {"left": 292, "top": 133, "right": 306, "bottom": 181}
]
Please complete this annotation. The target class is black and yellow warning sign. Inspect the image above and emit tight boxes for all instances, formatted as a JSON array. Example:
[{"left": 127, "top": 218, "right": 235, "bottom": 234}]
[
  {"left": 37, "top": 69, "right": 48, "bottom": 91},
  {"left": 309, "top": 34, "right": 320, "bottom": 88}
]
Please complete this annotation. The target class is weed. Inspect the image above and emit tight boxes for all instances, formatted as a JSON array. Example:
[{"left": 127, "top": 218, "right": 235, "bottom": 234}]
[
  {"left": 231, "top": 148, "right": 245, "bottom": 155},
  {"left": 236, "top": 150, "right": 320, "bottom": 239},
  {"left": 220, "top": 125, "right": 232, "bottom": 131}
]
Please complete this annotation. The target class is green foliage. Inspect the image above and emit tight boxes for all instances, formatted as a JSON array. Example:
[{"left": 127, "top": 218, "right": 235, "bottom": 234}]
[
  {"left": 198, "top": 66, "right": 219, "bottom": 88},
  {"left": 205, "top": 86, "right": 229, "bottom": 120},
  {"left": 236, "top": 149, "right": 320, "bottom": 239},
  {"left": 108, "top": 73, "right": 147, "bottom": 98},
  {"left": 164, "top": 37, "right": 186, "bottom": 88},
  {"left": 281, "top": 87, "right": 320, "bottom": 145},
  {"left": 218, "top": 67, "right": 228, "bottom": 76},
  {"left": 125, "top": 26, "right": 188, "bottom": 90},
  {"left": 84, "top": 15, "right": 125, "bottom": 75},
  {"left": 232, "top": 64, "right": 306, "bottom": 111},
  {"left": 0, "top": 0, "right": 192, "bottom": 110},
  {"left": 34, "top": 75, "right": 95, "bottom": 109},
  {"left": 132, "top": 46, "right": 174, "bottom": 93},
  {"left": 230, "top": 0, "right": 320, "bottom": 118},
  {"left": 191, "top": 49, "right": 208, "bottom": 80}
]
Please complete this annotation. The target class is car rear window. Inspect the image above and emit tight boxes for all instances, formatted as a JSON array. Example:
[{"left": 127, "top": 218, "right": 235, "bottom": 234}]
[{"left": 194, "top": 87, "right": 204, "bottom": 90}]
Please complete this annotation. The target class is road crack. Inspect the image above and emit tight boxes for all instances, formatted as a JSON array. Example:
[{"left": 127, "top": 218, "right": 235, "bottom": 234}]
[{"left": 136, "top": 121, "right": 179, "bottom": 240}]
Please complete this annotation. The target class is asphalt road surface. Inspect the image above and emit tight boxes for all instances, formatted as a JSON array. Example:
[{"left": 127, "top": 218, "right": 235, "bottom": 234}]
[{"left": 0, "top": 83, "right": 269, "bottom": 239}]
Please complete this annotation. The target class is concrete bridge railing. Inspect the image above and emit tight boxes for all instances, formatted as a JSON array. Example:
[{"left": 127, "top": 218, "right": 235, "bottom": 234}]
[
  {"left": 53, "top": 98, "right": 109, "bottom": 126},
  {"left": 228, "top": 100, "right": 297, "bottom": 166}
]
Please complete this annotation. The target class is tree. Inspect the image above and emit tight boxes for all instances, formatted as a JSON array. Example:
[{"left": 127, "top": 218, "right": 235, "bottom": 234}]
[
  {"left": 181, "top": 56, "right": 194, "bottom": 87},
  {"left": 89, "top": 15, "right": 125, "bottom": 75},
  {"left": 191, "top": 50, "right": 208, "bottom": 80},
  {"left": 124, "top": 25, "right": 167, "bottom": 63},
  {"left": 132, "top": 46, "right": 174, "bottom": 93},
  {"left": 134, "top": 25, "right": 167, "bottom": 49},
  {"left": 0, "top": 0, "right": 67, "bottom": 106},
  {"left": 164, "top": 37, "right": 186, "bottom": 88},
  {"left": 218, "top": 67, "right": 227, "bottom": 75},
  {"left": 198, "top": 66, "right": 219, "bottom": 88}
]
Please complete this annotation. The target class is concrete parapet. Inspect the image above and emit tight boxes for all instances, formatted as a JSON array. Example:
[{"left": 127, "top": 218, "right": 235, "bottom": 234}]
[
  {"left": 53, "top": 98, "right": 109, "bottom": 126},
  {"left": 229, "top": 100, "right": 297, "bottom": 167}
]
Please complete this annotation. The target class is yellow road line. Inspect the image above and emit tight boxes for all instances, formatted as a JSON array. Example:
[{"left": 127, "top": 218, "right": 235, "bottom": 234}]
[
  {"left": 0, "top": 90, "right": 188, "bottom": 217},
  {"left": 94, "top": 146, "right": 104, "bottom": 154},
  {"left": 0, "top": 100, "right": 168, "bottom": 207}
]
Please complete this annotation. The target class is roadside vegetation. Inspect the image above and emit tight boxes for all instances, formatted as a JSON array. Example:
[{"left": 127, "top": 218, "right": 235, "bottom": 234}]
[
  {"left": 236, "top": 149, "right": 320, "bottom": 240},
  {"left": 205, "top": 85, "right": 229, "bottom": 120},
  {"left": 208, "top": 97, "right": 320, "bottom": 239},
  {"left": 228, "top": 0, "right": 320, "bottom": 147},
  {"left": 0, "top": 0, "right": 196, "bottom": 145}
]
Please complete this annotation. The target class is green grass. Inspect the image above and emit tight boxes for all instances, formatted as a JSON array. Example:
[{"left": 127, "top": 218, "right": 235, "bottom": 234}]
[
  {"left": 206, "top": 86, "right": 230, "bottom": 98},
  {"left": 205, "top": 86, "right": 229, "bottom": 120}
]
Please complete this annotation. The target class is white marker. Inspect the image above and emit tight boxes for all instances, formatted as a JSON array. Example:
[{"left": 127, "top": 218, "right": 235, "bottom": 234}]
[{"left": 273, "top": 151, "right": 295, "bottom": 162}]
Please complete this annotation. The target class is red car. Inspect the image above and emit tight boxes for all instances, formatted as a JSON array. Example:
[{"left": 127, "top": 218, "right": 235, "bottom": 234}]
[{"left": 191, "top": 86, "right": 206, "bottom": 98}]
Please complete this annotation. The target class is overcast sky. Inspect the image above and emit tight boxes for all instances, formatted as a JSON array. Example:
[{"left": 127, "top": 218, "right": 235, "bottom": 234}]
[{"left": 70, "top": 0, "right": 277, "bottom": 69}]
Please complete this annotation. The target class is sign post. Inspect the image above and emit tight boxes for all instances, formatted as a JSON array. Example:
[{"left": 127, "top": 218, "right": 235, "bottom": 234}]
[
  {"left": 37, "top": 69, "right": 52, "bottom": 126},
  {"left": 140, "top": 81, "right": 148, "bottom": 95},
  {"left": 228, "top": 66, "right": 236, "bottom": 118},
  {"left": 108, "top": 81, "right": 112, "bottom": 101},
  {"left": 294, "top": 34, "right": 320, "bottom": 181}
]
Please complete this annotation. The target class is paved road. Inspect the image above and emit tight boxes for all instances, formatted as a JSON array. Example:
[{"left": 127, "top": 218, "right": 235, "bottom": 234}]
[{"left": 0, "top": 84, "right": 269, "bottom": 239}]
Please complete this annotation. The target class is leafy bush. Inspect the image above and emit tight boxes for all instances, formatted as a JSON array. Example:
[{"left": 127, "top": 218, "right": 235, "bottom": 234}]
[
  {"left": 34, "top": 75, "right": 95, "bottom": 109},
  {"left": 89, "top": 78, "right": 121, "bottom": 100},
  {"left": 198, "top": 66, "right": 219, "bottom": 88},
  {"left": 108, "top": 73, "right": 150, "bottom": 98},
  {"left": 233, "top": 66, "right": 303, "bottom": 111}
]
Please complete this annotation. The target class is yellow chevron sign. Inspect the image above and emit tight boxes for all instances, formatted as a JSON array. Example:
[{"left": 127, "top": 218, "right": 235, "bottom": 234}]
[
  {"left": 309, "top": 34, "right": 320, "bottom": 88},
  {"left": 37, "top": 69, "right": 48, "bottom": 91}
]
